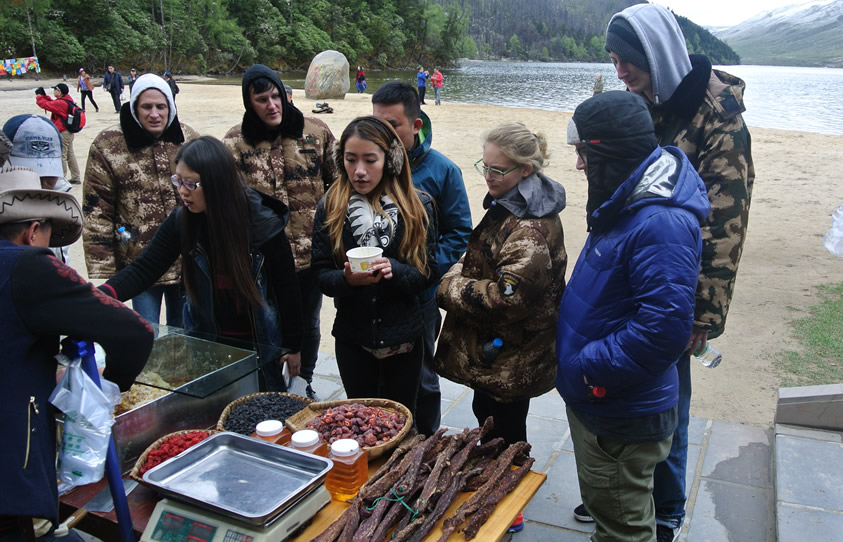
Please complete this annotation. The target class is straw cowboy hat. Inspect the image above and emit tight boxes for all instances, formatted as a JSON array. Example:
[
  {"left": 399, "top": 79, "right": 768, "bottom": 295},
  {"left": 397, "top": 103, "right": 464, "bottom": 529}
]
[{"left": 0, "top": 166, "right": 82, "bottom": 246}]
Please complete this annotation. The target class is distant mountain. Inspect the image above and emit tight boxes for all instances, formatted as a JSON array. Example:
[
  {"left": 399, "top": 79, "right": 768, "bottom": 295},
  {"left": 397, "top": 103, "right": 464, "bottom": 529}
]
[
  {"left": 715, "top": 0, "right": 843, "bottom": 67},
  {"left": 674, "top": 14, "right": 741, "bottom": 64}
]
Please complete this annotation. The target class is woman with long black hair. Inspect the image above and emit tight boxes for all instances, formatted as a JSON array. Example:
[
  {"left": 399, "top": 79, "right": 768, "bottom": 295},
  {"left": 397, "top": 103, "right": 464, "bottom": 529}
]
[{"left": 101, "top": 135, "right": 303, "bottom": 391}]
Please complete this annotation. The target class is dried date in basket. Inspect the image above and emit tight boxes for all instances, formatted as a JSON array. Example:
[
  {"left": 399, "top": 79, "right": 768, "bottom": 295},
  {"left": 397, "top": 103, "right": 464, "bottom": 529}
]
[{"left": 305, "top": 403, "right": 405, "bottom": 447}]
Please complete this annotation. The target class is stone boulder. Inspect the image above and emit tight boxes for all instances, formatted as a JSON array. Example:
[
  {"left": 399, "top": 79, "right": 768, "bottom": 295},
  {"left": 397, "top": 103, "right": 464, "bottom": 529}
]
[{"left": 305, "top": 50, "right": 349, "bottom": 100}]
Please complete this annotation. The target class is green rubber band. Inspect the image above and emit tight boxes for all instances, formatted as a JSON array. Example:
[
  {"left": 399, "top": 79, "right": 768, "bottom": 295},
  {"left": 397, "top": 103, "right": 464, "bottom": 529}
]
[{"left": 366, "top": 488, "right": 420, "bottom": 521}]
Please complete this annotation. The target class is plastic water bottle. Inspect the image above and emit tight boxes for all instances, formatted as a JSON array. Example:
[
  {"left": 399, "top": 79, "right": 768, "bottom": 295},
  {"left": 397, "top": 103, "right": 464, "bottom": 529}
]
[
  {"left": 694, "top": 344, "right": 722, "bottom": 368},
  {"left": 481, "top": 338, "right": 503, "bottom": 364},
  {"left": 116, "top": 226, "right": 131, "bottom": 247}
]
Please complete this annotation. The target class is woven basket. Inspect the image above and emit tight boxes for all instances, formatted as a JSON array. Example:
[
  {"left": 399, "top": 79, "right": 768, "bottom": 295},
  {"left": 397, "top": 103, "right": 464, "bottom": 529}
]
[
  {"left": 129, "top": 429, "right": 217, "bottom": 483},
  {"left": 285, "top": 398, "right": 412, "bottom": 459},
  {"left": 215, "top": 392, "right": 313, "bottom": 432}
]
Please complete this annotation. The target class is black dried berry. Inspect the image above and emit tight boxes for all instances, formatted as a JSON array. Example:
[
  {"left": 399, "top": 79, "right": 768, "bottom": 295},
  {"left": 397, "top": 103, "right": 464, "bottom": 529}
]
[{"left": 224, "top": 394, "right": 307, "bottom": 435}]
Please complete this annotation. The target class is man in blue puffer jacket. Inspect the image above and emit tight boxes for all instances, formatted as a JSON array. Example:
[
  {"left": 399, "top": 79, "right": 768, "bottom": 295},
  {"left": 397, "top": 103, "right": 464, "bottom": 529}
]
[{"left": 555, "top": 91, "right": 710, "bottom": 542}]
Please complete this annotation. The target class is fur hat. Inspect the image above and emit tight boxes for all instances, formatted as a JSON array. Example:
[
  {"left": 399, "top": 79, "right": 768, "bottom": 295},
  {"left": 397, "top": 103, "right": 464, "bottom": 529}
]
[{"left": 0, "top": 166, "right": 83, "bottom": 246}]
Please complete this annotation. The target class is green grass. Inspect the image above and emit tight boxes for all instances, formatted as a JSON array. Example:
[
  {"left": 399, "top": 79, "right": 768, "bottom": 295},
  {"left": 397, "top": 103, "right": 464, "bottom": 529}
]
[{"left": 776, "top": 282, "right": 843, "bottom": 387}]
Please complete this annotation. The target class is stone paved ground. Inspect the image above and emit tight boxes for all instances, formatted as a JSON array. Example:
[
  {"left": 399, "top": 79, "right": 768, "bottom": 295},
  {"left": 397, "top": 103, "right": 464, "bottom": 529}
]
[{"left": 310, "top": 352, "right": 788, "bottom": 542}]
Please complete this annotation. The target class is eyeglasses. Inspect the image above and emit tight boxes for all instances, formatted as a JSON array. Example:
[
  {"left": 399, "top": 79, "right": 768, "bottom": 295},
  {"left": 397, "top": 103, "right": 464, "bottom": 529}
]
[
  {"left": 170, "top": 175, "right": 201, "bottom": 191},
  {"left": 474, "top": 159, "right": 521, "bottom": 181},
  {"left": 575, "top": 146, "right": 587, "bottom": 163}
]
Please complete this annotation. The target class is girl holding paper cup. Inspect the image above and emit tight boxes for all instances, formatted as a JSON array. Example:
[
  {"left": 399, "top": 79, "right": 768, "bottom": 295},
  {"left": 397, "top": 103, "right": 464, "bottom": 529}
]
[{"left": 312, "top": 116, "right": 437, "bottom": 423}]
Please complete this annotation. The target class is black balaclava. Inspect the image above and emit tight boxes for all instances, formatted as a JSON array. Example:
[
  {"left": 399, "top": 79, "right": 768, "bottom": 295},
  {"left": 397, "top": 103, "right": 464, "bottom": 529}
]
[
  {"left": 240, "top": 64, "right": 304, "bottom": 145},
  {"left": 570, "top": 91, "right": 658, "bottom": 229}
]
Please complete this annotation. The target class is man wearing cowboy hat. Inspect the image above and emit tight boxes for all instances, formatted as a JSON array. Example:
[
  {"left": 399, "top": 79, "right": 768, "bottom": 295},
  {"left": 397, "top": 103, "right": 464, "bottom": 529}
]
[{"left": 0, "top": 166, "right": 153, "bottom": 540}]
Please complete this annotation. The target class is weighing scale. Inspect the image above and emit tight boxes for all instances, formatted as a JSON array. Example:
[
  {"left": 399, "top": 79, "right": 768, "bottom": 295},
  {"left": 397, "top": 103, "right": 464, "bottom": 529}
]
[{"left": 141, "top": 485, "right": 331, "bottom": 542}]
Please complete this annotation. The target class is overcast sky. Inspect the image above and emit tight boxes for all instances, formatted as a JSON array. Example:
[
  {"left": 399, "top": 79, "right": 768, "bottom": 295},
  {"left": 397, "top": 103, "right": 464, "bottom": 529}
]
[{"left": 655, "top": 0, "right": 815, "bottom": 27}]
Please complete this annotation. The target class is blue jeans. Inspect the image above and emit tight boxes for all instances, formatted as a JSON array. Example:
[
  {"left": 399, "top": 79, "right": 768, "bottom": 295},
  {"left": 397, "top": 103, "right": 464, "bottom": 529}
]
[
  {"left": 296, "top": 269, "right": 323, "bottom": 384},
  {"left": 131, "top": 284, "right": 185, "bottom": 328},
  {"left": 653, "top": 353, "right": 691, "bottom": 528},
  {"left": 434, "top": 86, "right": 442, "bottom": 105}
]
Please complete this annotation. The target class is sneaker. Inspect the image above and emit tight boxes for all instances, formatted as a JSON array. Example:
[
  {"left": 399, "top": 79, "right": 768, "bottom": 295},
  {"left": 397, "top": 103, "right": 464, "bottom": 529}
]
[
  {"left": 573, "top": 503, "right": 593, "bottom": 523},
  {"left": 507, "top": 512, "right": 524, "bottom": 533},
  {"left": 69, "top": 179, "right": 81, "bottom": 184},
  {"left": 656, "top": 524, "right": 680, "bottom": 542}
]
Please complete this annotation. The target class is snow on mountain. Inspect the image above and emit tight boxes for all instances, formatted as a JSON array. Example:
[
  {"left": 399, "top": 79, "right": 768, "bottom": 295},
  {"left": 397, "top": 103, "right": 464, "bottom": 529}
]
[{"left": 714, "top": 0, "right": 843, "bottom": 67}]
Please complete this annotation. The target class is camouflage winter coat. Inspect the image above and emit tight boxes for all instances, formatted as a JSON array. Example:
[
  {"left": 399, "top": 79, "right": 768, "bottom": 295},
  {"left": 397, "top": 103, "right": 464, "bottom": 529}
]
[
  {"left": 651, "top": 60, "right": 754, "bottom": 339},
  {"left": 82, "top": 106, "right": 198, "bottom": 284},
  {"left": 223, "top": 117, "right": 336, "bottom": 272},
  {"left": 434, "top": 176, "right": 568, "bottom": 402}
]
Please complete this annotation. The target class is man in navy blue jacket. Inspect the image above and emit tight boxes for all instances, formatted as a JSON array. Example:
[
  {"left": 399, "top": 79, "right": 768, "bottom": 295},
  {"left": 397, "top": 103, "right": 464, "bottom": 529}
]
[
  {"left": 373, "top": 81, "right": 472, "bottom": 436},
  {"left": 555, "top": 91, "right": 710, "bottom": 542},
  {"left": 0, "top": 166, "right": 152, "bottom": 540}
]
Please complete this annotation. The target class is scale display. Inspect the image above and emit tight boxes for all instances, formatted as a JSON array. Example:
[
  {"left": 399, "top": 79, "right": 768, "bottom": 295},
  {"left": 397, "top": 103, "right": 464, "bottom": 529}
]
[{"left": 141, "top": 486, "right": 330, "bottom": 542}]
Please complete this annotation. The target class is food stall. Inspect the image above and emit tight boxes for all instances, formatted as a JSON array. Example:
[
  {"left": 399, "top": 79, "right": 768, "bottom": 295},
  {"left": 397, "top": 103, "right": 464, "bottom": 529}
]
[{"left": 59, "top": 329, "right": 546, "bottom": 541}]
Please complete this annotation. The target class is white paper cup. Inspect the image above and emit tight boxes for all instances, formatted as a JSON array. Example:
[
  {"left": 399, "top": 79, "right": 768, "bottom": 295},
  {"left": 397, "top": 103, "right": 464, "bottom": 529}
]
[{"left": 346, "top": 246, "right": 383, "bottom": 272}]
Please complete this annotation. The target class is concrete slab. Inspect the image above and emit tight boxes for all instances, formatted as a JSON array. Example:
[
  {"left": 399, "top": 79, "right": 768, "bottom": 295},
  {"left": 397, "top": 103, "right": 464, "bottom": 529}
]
[
  {"left": 524, "top": 450, "right": 595, "bottom": 535},
  {"left": 502, "top": 521, "right": 591, "bottom": 541},
  {"left": 688, "top": 416, "right": 709, "bottom": 446},
  {"left": 700, "top": 420, "right": 772, "bottom": 488},
  {"left": 308, "top": 375, "right": 344, "bottom": 401},
  {"left": 686, "top": 479, "right": 773, "bottom": 542},
  {"left": 525, "top": 415, "right": 570, "bottom": 473},
  {"left": 441, "top": 394, "right": 481, "bottom": 430},
  {"left": 775, "top": 434, "right": 843, "bottom": 510},
  {"left": 775, "top": 423, "right": 842, "bottom": 443},
  {"left": 776, "top": 383, "right": 843, "bottom": 431},
  {"left": 439, "top": 376, "right": 470, "bottom": 402},
  {"left": 528, "top": 390, "right": 568, "bottom": 420},
  {"left": 314, "top": 351, "right": 340, "bottom": 378},
  {"left": 776, "top": 502, "right": 843, "bottom": 542}
]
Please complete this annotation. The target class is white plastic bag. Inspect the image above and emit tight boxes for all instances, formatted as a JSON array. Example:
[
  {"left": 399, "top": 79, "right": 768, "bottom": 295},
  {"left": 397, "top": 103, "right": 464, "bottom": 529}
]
[
  {"left": 50, "top": 355, "right": 121, "bottom": 491},
  {"left": 823, "top": 203, "right": 843, "bottom": 258}
]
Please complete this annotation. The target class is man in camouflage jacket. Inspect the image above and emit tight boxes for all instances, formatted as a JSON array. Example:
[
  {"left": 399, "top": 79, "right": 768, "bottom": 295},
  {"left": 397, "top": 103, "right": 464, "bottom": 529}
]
[
  {"left": 83, "top": 74, "right": 198, "bottom": 326},
  {"left": 603, "top": 5, "right": 754, "bottom": 539},
  {"left": 223, "top": 64, "right": 336, "bottom": 396}
]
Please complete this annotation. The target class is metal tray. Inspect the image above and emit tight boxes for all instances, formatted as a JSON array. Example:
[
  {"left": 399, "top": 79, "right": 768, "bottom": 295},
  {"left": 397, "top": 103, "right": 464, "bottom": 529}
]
[{"left": 142, "top": 432, "right": 333, "bottom": 526}]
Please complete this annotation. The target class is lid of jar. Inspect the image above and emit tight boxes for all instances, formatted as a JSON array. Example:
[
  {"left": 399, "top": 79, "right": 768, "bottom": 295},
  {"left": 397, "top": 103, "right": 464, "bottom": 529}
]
[
  {"left": 291, "top": 429, "right": 320, "bottom": 448},
  {"left": 256, "top": 420, "right": 284, "bottom": 437},
  {"left": 330, "top": 438, "right": 360, "bottom": 457}
]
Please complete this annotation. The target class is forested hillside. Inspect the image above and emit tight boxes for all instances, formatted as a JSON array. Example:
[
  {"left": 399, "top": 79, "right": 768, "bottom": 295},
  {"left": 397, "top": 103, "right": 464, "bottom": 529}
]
[
  {"left": 1, "top": 0, "right": 741, "bottom": 75},
  {"left": 0, "top": 0, "right": 475, "bottom": 73}
]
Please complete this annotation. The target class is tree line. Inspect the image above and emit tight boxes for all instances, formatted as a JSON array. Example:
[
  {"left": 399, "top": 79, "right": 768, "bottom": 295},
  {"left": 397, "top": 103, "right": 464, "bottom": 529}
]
[{"left": 1, "top": 0, "right": 740, "bottom": 76}]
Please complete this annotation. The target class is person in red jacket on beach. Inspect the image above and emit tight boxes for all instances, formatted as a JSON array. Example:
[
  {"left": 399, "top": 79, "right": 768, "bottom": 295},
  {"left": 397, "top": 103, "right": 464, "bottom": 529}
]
[{"left": 34, "top": 83, "right": 81, "bottom": 184}]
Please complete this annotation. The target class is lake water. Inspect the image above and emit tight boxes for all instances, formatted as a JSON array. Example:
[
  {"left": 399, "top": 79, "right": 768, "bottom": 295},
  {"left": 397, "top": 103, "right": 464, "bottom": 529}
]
[{"left": 213, "top": 60, "right": 843, "bottom": 135}]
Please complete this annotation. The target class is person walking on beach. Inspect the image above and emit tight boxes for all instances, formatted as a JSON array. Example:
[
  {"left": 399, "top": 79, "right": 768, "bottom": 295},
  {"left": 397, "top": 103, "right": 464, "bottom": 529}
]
[
  {"left": 431, "top": 67, "right": 444, "bottom": 105},
  {"left": 372, "top": 81, "right": 472, "bottom": 437},
  {"left": 592, "top": 74, "right": 604, "bottom": 95},
  {"left": 103, "top": 64, "right": 125, "bottom": 113},
  {"left": 77, "top": 68, "right": 99, "bottom": 112},
  {"left": 34, "top": 83, "right": 81, "bottom": 184},
  {"left": 567, "top": 5, "right": 755, "bottom": 541},
  {"left": 558, "top": 91, "right": 710, "bottom": 542},
  {"left": 416, "top": 66, "right": 430, "bottom": 104},
  {"left": 223, "top": 64, "right": 336, "bottom": 399},
  {"left": 83, "top": 74, "right": 198, "bottom": 328},
  {"left": 164, "top": 72, "right": 179, "bottom": 101},
  {"left": 126, "top": 68, "right": 139, "bottom": 93},
  {"left": 355, "top": 66, "right": 366, "bottom": 93}
]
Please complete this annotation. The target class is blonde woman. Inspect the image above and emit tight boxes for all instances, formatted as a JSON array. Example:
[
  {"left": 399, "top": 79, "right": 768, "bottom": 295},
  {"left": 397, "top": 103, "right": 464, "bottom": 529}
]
[
  {"left": 435, "top": 122, "right": 568, "bottom": 446},
  {"left": 311, "top": 116, "right": 437, "bottom": 423}
]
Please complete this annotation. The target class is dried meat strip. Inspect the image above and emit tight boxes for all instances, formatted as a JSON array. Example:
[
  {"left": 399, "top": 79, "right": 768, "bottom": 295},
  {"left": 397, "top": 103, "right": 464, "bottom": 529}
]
[
  {"left": 416, "top": 431, "right": 465, "bottom": 513},
  {"left": 351, "top": 496, "right": 389, "bottom": 542},
  {"left": 394, "top": 428, "right": 446, "bottom": 497},
  {"left": 405, "top": 472, "right": 466, "bottom": 542},
  {"left": 438, "top": 441, "right": 531, "bottom": 541},
  {"left": 463, "top": 457, "right": 535, "bottom": 540},
  {"left": 359, "top": 433, "right": 425, "bottom": 497},
  {"left": 337, "top": 501, "right": 361, "bottom": 542}
]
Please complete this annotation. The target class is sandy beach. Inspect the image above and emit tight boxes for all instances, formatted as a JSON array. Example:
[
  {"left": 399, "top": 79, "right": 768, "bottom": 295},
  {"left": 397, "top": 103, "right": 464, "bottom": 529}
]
[{"left": 3, "top": 78, "right": 842, "bottom": 427}]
